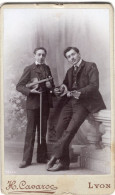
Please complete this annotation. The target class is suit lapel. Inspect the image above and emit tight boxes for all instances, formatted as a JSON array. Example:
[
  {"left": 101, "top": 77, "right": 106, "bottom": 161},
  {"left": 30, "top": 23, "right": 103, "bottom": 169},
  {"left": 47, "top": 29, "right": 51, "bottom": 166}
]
[
  {"left": 32, "top": 63, "right": 46, "bottom": 74},
  {"left": 32, "top": 63, "right": 37, "bottom": 70},
  {"left": 32, "top": 64, "right": 48, "bottom": 80},
  {"left": 68, "top": 66, "right": 74, "bottom": 90},
  {"left": 33, "top": 63, "right": 41, "bottom": 73},
  {"left": 77, "top": 60, "right": 85, "bottom": 76}
]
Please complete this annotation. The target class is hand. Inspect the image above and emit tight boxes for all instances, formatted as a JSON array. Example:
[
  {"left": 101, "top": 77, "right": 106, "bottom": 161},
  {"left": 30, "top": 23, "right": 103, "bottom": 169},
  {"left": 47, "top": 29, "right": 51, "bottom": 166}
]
[
  {"left": 54, "top": 84, "right": 66, "bottom": 96},
  {"left": 71, "top": 90, "right": 81, "bottom": 99},
  {"left": 67, "top": 91, "right": 72, "bottom": 97},
  {"left": 30, "top": 88, "right": 40, "bottom": 94},
  {"left": 59, "top": 85, "right": 65, "bottom": 93},
  {"left": 46, "top": 81, "right": 52, "bottom": 88},
  {"left": 54, "top": 87, "right": 61, "bottom": 96}
]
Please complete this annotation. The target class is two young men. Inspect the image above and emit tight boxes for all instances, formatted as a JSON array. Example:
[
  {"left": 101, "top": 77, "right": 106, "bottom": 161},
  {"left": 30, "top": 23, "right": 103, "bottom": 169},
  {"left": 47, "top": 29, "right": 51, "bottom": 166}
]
[{"left": 16, "top": 47, "right": 106, "bottom": 170}]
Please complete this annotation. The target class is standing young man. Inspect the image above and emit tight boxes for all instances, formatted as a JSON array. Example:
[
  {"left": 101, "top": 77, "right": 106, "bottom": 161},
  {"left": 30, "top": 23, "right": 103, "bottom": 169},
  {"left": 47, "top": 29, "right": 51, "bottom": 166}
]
[
  {"left": 16, "top": 47, "right": 54, "bottom": 168},
  {"left": 47, "top": 47, "right": 106, "bottom": 171}
]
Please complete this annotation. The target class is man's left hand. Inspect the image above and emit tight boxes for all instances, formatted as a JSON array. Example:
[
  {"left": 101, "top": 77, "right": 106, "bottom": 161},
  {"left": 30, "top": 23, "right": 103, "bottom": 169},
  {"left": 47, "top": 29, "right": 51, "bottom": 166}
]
[{"left": 72, "top": 90, "right": 81, "bottom": 99}]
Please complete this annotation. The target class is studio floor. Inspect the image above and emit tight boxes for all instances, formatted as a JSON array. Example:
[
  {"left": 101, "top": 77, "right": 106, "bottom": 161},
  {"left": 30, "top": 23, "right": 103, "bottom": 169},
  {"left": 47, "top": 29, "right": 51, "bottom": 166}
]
[{"left": 4, "top": 141, "right": 102, "bottom": 175}]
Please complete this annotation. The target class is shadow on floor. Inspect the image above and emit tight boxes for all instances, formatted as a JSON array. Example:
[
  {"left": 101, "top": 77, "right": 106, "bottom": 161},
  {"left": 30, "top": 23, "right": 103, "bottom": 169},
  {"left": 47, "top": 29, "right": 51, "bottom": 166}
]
[{"left": 4, "top": 141, "right": 102, "bottom": 175}]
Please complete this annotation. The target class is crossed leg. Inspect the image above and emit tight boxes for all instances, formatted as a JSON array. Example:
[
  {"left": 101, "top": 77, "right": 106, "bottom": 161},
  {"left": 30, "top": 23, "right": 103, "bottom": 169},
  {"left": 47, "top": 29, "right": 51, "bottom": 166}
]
[{"left": 47, "top": 99, "right": 89, "bottom": 171}]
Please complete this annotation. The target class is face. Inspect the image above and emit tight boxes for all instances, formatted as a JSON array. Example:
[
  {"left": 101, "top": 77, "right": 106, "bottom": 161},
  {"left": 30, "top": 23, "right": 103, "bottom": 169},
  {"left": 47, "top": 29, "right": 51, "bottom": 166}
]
[
  {"left": 65, "top": 49, "right": 80, "bottom": 65},
  {"left": 34, "top": 49, "right": 46, "bottom": 64}
]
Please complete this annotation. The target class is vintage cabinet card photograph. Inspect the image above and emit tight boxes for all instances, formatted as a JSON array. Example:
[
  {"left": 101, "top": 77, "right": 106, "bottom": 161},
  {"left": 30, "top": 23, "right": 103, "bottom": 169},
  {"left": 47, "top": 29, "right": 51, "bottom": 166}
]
[{"left": 0, "top": 2, "right": 114, "bottom": 195}]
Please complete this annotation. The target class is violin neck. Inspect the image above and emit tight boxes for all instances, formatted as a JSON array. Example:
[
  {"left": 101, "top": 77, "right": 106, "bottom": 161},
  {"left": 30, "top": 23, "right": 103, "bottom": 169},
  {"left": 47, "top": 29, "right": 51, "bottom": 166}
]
[
  {"left": 27, "top": 77, "right": 52, "bottom": 88},
  {"left": 36, "top": 77, "right": 52, "bottom": 84}
]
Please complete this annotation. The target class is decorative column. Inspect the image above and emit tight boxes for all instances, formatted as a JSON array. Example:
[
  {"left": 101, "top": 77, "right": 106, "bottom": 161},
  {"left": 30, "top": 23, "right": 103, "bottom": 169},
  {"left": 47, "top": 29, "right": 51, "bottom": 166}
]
[
  {"left": 86, "top": 114, "right": 102, "bottom": 149},
  {"left": 93, "top": 110, "right": 111, "bottom": 173},
  {"left": 80, "top": 110, "right": 111, "bottom": 173},
  {"left": 93, "top": 110, "right": 111, "bottom": 147}
]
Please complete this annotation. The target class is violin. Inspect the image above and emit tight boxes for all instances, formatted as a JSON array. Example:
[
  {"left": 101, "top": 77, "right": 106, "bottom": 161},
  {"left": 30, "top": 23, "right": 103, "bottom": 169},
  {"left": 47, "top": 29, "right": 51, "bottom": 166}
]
[{"left": 26, "top": 76, "right": 52, "bottom": 90}]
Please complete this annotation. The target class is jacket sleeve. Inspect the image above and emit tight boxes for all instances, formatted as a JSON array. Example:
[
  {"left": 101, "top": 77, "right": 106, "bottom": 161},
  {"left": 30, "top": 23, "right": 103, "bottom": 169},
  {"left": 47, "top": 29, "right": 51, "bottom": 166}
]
[
  {"left": 63, "top": 71, "right": 68, "bottom": 87},
  {"left": 78, "top": 63, "right": 99, "bottom": 98},
  {"left": 16, "top": 66, "right": 31, "bottom": 96}
]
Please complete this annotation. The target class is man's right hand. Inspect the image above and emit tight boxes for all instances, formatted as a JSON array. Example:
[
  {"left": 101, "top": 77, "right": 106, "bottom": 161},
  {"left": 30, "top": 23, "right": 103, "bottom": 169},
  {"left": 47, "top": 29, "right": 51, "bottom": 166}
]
[
  {"left": 54, "top": 88, "right": 61, "bottom": 96},
  {"left": 54, "top": 84, "right": 67, "bottom": 96},
  {"left": 30, "top": 88, "right": 40, "bottom": 94}
]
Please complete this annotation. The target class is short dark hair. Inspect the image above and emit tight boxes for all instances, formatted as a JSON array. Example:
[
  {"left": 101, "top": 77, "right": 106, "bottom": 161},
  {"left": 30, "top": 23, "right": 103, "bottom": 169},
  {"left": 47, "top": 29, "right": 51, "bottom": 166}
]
[
  {"left": 64, "top": 47, "right": 79, "bottom": 58},
  {"left": 34, "top": 47, "right": 47, "bottom": 55}
]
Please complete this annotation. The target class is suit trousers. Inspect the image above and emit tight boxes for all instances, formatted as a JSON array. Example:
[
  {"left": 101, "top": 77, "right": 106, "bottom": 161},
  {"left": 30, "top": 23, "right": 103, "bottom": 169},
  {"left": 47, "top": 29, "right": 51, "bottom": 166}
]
[
  {"left": 53, "top": 98, "right": 89, "bottom": 166},
  {"left": 23, "top": 108, "right": 49, "bottom": 164}
]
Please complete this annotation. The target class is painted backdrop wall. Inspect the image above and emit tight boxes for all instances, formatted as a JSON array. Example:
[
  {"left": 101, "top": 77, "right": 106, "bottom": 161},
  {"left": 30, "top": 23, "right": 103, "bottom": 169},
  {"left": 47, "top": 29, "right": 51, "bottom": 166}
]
[{"left": 3, "top": 8, "right": 110, "bottom": 140}]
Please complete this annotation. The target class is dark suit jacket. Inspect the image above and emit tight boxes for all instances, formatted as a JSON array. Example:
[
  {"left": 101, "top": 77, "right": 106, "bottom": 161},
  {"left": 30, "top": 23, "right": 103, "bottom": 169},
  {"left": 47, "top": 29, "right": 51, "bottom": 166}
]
[
  {"left": 16, "top": 63, "right": 54, "bottom": 110},
  {"left": 63, "top": 60, "right": 106, "bottom": 113}
]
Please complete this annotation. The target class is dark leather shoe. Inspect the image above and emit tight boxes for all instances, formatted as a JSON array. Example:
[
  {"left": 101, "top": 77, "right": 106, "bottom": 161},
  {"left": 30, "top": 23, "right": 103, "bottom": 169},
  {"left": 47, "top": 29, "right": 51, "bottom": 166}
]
[
  {"left": 19, "top": 161, "right": 31, "bottom": 168},
  {"left": 47, "top": 161, "right": 69, "bottom": 171},
  {"left": 47, "top": 156, "right": 57, "bottom": 170}
]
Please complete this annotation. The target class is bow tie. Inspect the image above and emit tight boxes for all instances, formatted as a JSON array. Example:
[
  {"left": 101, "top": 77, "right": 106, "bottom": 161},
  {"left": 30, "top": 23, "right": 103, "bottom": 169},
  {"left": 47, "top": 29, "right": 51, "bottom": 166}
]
[
  {"left": 36, "top": 65, "right": 43, "bottom": 69},
  {"left": 36, "top": 63, "right": 45, "bottom": 66}
]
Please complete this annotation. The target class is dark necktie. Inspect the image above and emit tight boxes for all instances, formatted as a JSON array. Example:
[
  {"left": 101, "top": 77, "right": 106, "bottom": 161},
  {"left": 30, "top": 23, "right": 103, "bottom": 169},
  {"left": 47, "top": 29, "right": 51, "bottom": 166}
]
[
  {"left": 74, "top": 65, "right": 78, "bottom": 72},
  {"left": 72, "top": 65, "right": 78, "bottom": 90}
]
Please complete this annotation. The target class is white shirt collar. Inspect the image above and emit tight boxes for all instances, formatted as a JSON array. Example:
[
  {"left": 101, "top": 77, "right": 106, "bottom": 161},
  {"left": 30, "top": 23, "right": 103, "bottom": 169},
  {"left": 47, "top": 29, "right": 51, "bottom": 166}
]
[
  {"left": 74, "top": 59, "right": 82, "bottom": 68},
  {"left": 35, "top": 61, "right": 42, "bottom": 65}
]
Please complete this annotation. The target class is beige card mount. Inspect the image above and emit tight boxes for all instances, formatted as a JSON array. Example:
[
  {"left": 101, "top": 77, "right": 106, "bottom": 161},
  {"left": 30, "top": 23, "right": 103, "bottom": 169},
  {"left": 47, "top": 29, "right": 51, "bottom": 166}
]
[{"left": 0, "top": 3, "right": 114, "bottom": 195}]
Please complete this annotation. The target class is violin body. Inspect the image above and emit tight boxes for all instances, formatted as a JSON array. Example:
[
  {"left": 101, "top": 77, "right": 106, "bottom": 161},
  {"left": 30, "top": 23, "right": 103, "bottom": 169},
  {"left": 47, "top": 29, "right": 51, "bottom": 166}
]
[
  {"left": 26, "top": 78, "right": 39, "bottom": 90},
  {"left": 26, "top": 76, "right": 52, "bottom": 90}
]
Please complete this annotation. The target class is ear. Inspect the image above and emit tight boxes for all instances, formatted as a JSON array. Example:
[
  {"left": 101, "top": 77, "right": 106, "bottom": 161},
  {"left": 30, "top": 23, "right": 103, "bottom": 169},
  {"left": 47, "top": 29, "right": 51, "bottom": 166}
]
[{"left": 78, "top": 52, "right": 81, "bottom": 58}]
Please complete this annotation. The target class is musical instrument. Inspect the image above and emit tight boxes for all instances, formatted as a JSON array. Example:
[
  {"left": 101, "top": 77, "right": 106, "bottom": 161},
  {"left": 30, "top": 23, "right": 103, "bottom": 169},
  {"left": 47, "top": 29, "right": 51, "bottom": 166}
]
[
  {"left": 54, "top": 84, "right": 68, "bottom": 97},
  {"left": 26, "top": 76, "right": 52, "bottom": 89}
]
